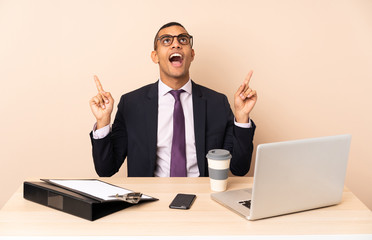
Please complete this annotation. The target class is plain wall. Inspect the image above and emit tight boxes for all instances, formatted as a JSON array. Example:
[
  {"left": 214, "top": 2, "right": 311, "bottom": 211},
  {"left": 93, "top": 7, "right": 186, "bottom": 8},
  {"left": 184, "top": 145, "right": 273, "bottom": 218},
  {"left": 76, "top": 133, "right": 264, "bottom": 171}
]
[{"left": 1, "top": 0, "right": 371, "bottom": 210}]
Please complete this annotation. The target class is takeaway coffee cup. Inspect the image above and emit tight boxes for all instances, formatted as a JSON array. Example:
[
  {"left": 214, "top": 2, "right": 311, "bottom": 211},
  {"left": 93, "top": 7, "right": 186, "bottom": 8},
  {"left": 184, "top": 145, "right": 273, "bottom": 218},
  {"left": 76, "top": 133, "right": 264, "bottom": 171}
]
[{"left": 206, "top": 149, "right": 232, "bottom": 192}]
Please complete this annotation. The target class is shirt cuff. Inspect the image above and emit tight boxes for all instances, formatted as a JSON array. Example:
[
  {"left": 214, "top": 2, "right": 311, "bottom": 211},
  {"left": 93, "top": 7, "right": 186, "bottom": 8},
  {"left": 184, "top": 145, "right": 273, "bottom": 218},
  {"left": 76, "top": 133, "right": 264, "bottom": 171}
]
[
  {"left": 234, "top": 118, "right": 252, "bottom": 128},
  {"left": 92, "top": 123, "right": 110, "bottom": 139}
]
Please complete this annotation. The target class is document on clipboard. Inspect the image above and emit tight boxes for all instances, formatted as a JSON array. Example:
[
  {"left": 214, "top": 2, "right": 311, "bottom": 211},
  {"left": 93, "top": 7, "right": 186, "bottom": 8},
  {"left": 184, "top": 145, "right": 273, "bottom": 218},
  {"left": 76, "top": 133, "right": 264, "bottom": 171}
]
[{"left": 41, "top": 179, "right": 156, "bottom": 203}]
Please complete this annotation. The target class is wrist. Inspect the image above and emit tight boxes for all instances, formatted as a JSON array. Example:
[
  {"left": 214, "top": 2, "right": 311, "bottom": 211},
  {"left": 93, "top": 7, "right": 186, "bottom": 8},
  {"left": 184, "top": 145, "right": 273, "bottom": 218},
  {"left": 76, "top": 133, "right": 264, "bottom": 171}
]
[
  {"left": 97, "top": 118, "right": 111, "bottom": 129},
  {"left": 235, "top": 113, "right": 249, "bottom": 123}
]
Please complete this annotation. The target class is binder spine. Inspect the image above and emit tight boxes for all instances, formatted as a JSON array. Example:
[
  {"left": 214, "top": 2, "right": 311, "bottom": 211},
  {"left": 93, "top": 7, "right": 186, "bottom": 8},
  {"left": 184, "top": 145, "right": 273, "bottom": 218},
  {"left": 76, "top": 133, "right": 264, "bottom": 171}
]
[{"left": 24, "top": 182, "right": 94, "bottom": 221}]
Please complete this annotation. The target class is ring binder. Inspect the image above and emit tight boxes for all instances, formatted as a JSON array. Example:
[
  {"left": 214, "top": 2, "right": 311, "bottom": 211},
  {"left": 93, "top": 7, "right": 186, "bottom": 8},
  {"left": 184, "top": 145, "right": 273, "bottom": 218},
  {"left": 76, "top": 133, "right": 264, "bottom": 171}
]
[{"left": 23, "top": 180, "right": 158, "bottom": 221}]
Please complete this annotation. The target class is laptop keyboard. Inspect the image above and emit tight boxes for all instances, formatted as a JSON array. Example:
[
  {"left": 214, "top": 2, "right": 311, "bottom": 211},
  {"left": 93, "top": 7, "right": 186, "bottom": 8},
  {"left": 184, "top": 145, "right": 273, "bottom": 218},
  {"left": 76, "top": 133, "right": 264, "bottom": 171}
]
[{"left": 238, "top": 200, "right": 251, "bottom": 209}]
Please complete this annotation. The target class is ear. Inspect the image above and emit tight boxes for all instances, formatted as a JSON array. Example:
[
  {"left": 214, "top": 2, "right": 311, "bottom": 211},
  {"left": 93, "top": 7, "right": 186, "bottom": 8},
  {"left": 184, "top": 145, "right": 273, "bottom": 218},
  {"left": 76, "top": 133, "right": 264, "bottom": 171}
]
[
  {"left": 191, "top": 49, "right": 195, "bottom": 62},
  {"left": 151, "top": 50, "right": 159, "bottom": 64}
]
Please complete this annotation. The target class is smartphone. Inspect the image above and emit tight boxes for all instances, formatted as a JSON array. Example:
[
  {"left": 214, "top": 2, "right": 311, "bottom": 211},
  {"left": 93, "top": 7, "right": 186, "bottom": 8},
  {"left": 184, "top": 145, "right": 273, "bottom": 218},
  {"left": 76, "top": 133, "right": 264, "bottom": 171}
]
[{"left": 169, "top": 193, "right": 196, "bottom": 210}]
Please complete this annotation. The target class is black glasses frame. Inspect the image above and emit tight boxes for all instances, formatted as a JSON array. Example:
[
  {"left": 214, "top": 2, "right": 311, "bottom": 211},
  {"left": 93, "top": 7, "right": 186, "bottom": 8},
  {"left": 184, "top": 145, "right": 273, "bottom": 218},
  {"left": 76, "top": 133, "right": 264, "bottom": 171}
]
[{"left": 156, "top": 33, "right": 193, "bottom": 48}]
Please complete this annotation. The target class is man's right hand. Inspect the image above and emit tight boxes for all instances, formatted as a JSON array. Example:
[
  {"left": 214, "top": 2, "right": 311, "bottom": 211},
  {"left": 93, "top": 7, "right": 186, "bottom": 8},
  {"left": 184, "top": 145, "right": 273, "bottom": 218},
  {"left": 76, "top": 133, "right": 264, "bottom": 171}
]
[{"left": 89, "top": 75, "right": 114, "bottom": 129}]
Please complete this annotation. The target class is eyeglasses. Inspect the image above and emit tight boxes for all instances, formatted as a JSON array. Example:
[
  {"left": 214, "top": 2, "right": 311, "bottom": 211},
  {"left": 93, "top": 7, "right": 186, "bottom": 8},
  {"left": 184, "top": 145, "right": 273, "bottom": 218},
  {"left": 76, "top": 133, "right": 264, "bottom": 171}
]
[{"left": 156, "top": 33, "right": 193, "bottom": 48}]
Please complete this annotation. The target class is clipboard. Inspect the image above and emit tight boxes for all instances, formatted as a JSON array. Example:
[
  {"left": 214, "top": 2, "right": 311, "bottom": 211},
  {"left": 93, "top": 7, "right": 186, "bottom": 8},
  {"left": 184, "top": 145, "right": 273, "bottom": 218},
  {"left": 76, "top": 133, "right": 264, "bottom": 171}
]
[
  {"left": 41, "top": 179, "right": 156, "bottom": 203},
  {"left": 23, "top": 179, "right": 158, "bottom": 221}
]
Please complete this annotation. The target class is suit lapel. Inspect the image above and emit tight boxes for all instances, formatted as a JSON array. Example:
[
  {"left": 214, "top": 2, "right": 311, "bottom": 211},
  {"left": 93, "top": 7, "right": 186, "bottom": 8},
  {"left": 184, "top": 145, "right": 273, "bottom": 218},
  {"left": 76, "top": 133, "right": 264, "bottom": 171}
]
[
  {"left": 192, "top": 81, "right": 207, "bottom": 176},
  {"left": 145, "top": 82, "right": 159, "bottom": 176}
]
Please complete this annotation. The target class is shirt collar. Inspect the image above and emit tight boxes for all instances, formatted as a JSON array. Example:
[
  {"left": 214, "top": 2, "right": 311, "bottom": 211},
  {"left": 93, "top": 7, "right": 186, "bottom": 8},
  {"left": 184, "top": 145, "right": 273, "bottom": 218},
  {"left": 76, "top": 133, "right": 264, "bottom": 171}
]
[{"left": 158, "top": 78, "right": 192, "bottom": 97}]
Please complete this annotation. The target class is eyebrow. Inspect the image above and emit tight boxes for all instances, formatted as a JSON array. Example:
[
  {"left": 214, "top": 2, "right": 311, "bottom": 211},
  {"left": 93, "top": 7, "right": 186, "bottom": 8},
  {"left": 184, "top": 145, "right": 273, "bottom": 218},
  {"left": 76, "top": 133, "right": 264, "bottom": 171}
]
[{"left": 158, "top": 32, "right": 189, "bottom": 37}]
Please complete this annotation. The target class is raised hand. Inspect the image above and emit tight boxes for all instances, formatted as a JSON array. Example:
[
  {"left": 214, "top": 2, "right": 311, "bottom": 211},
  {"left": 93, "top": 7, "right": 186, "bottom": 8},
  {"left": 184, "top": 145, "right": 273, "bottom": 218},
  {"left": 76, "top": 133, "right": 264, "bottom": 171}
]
[
  {"left": 234, "top": 70, "right": 257, "bottom": 123},
  {"left": 89, "top": 75, "right": 114, "bottom": 129}
]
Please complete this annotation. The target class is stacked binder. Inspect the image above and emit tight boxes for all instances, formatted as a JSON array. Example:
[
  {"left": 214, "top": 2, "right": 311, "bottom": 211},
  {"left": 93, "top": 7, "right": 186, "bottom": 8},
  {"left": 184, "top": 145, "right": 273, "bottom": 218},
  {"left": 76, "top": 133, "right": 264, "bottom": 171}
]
[{"left": 23, "top": 179, "right": 158, "bottom": 221}]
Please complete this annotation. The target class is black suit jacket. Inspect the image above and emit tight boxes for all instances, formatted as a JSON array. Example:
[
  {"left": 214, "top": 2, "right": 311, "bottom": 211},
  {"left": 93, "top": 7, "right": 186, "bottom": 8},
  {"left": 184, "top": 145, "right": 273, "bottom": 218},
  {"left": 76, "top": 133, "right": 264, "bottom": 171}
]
[{"left": 90, "top": 81, "right": 256, "bottom": 177}]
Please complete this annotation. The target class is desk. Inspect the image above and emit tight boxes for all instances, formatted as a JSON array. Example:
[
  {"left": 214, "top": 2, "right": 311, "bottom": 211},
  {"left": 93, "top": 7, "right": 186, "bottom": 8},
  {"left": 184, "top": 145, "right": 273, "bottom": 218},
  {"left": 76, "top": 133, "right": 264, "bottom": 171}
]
[{"left": 0, "top": 177, "right": 371, "bottom": 238}]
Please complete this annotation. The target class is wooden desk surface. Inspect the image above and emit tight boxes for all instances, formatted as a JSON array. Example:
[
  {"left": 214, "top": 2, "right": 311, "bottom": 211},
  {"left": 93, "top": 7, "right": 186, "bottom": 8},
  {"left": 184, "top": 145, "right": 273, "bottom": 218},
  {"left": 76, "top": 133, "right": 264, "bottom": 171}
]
[{"left": 0, "top": 177, "right": 371, "bottom": 237}]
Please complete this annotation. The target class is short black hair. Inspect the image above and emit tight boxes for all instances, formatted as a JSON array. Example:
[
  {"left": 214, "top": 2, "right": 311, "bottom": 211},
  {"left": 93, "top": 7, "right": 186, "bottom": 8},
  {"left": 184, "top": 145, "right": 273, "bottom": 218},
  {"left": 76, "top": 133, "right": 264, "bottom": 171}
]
[{"left": 153, "top": 22, "right": 187, "bottom": 50}]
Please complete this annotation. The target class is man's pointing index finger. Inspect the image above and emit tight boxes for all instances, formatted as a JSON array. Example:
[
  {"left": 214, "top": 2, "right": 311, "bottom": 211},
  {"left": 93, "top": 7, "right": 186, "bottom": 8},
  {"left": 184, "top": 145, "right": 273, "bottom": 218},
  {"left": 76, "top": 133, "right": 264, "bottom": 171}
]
[
  {"left": 94, "top": 75, "right": 104, "bottom": 92},
  {"left": 245, "top": 70, "right": 253, "bottom": 85}
]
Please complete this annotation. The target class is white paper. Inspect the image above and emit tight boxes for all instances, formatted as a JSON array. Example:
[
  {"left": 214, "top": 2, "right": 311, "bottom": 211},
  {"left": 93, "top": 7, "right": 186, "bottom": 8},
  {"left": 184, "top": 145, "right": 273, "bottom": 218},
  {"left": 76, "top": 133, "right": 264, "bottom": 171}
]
[{"left": 48, "top": 179, "right": 152, "bottom": 201}]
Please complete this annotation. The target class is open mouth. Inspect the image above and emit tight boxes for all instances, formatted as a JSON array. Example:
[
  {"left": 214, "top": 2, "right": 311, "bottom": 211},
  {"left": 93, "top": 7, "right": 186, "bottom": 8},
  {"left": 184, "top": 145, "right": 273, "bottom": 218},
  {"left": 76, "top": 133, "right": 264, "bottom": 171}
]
[{"left": 169, "top": 53, "right": 183, "bottom": 67}]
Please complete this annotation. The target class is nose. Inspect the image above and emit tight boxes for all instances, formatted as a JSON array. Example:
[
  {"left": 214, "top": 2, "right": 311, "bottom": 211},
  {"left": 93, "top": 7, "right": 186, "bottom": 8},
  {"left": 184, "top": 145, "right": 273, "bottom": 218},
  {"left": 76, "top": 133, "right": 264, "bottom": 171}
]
[{"left": 171, "top": 37, "right": 182, "bottom": 49}]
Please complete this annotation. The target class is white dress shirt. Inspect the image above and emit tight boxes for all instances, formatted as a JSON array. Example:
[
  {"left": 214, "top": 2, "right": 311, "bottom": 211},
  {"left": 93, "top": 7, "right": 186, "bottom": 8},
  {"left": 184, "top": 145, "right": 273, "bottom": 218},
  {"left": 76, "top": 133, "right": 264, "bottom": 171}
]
[
  {"left": 155, "top": 79, "right": 198, "bottom": 177},
  {"left": 92, "top": 79, "right": 252, "bottom": 177}
]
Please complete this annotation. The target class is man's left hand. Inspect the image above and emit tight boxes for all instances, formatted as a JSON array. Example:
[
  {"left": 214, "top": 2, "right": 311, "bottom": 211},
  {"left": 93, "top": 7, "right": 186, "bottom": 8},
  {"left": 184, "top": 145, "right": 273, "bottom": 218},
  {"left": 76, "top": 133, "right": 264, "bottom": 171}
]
[{"left": 234, "top": 70, "right": 257, "bottom": 123}]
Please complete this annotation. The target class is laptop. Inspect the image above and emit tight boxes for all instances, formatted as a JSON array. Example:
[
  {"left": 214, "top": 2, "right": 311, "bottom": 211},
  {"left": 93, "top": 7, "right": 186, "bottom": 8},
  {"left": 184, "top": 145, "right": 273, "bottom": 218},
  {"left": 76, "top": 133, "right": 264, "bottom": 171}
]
[{"left": 211, "top": 134, "right": 351, "bottom": 220}]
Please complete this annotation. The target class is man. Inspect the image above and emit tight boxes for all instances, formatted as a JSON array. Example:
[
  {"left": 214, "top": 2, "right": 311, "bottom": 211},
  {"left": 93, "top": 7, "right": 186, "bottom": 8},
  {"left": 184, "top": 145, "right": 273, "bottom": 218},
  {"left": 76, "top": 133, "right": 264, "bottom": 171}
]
[{"left": 89, "top": 22, "right": 257, "bottom": 177}]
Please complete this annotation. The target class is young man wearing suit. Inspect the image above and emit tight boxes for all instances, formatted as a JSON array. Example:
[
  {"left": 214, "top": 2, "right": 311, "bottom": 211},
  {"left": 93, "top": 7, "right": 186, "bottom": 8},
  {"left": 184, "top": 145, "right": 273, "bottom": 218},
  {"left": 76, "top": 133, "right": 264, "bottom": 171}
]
[{"left": 89, "top": 22, "right": 257, "bottom": 177}]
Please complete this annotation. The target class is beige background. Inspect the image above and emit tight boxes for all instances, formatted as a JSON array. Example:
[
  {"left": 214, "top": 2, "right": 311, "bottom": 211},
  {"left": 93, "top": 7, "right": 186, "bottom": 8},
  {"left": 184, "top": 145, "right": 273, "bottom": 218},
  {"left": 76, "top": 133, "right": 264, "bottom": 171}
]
[{"left": 0, "top": 0, "right": 371, "bottom": 210}]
